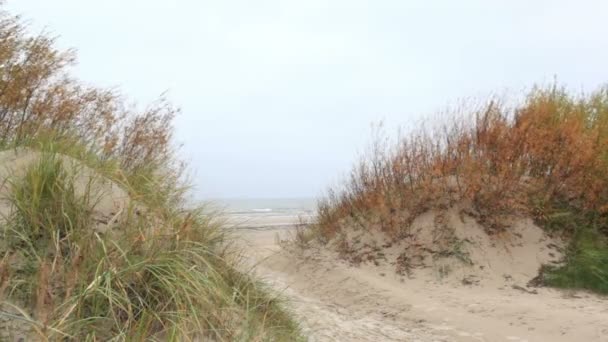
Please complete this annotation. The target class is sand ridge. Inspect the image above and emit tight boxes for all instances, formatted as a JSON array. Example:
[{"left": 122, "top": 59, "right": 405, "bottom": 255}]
[{"left": 238, "top": 225, "right": 608, "bottom": 342}]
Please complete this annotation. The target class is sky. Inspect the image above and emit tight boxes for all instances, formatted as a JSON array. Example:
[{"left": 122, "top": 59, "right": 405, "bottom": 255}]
[{"left": 5, "top": 0, "right": 608, "bottom": 198}]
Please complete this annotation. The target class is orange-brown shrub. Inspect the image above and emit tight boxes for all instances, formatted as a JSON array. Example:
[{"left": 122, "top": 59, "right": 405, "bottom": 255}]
[
  {"left": 0, "top": 8, "right": 178, "bottom": 176},
  {"left": 317, "top": 85, "right": 608, "bottom": 240}
]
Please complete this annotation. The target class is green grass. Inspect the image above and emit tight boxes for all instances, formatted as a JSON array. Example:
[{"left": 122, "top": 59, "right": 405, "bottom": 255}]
[
  {"left": 0, "top": 146, "right": 303, "bottom": 341},
  {"left": 543, "top": 226, "right": 608, "bottom": 294},
  {"left": 533, "top": 205, "right": 608, "bottom": 294},
  {"left": 7, "top": 153, "right": 90, "bottom": 248}
]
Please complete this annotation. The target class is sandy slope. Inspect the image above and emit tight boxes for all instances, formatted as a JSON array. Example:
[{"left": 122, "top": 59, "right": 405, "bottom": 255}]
[{"left": 237, "top": 226, "right": 608, "bottom": 342}]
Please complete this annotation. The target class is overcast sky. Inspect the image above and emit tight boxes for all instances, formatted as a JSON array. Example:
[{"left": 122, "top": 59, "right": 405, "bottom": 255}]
[{"left": 6, "top": 0, "right": 608, "bottom": 198}]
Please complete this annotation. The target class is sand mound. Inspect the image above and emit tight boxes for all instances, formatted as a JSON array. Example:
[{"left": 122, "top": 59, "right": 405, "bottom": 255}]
[
  {"left": 0, "top": 148, "right": 134, "bottom": 233},
  {"left": 240, "top": 225, "right": 608, "bottom": 342},
  {"left": 330, "top": 206, "right": 564, "bottom": 286}
]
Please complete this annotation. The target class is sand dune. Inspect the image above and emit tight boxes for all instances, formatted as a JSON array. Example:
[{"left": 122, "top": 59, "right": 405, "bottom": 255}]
[
  {"left": 238, "top": 225, "right": 608, "bottom": 342},
  {"left": 0, "top": 148, "right": 132, "bottom": 231}
]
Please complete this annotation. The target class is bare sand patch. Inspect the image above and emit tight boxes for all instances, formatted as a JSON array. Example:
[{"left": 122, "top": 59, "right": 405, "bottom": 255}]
[{"left": 237, "top": 224, "right": 608, "bottom": 342}]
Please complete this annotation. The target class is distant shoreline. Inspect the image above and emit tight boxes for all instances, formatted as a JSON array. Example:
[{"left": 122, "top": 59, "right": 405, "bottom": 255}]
[{"left": 224, "top": 223, "right": 307, "bottom": 231}]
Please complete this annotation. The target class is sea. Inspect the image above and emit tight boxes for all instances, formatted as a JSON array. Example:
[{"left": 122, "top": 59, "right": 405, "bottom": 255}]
[{"left": 208, "top": 197, "right": 317, "bottom": 228}]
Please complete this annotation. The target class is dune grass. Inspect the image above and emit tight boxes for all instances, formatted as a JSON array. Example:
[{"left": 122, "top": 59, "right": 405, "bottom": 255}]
[
  {"left": 309, "top": 85, "right": 608, "bottom": 294},
  {"left": 0, "top": 145, "right": 303, "bottom": 341},
  {"left": 0, "top": 5, "right": 303, "bottom": 340}
]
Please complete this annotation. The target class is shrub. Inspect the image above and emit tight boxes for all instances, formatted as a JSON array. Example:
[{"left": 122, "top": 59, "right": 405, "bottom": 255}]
[
  {"left": 0, "top": 7, "right": 177, "bottom": 177},
  {"left": 312, "top": 85, "right": 608, "bottom": 294}
]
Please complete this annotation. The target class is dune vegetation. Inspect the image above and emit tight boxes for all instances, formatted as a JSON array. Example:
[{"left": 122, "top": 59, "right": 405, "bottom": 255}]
[
  {"left": 0, "top": 6, "right": 302, "bottom": 341},
  {"left": 306, "top": 85, "right": 608, "bottom": 294}
]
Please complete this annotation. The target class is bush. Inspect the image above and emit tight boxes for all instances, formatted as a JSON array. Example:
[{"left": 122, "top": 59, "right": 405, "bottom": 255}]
[
  {"left": 0, "top": 7, "right": 177, "bottom": 177},
  {"left": 312, "top": 85, "right": 608, "bottom": 294}
]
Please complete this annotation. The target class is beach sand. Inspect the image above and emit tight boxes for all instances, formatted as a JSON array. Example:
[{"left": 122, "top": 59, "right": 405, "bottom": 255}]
[{"left": 236, "top": 225, "right": 608, "bottom": 342}]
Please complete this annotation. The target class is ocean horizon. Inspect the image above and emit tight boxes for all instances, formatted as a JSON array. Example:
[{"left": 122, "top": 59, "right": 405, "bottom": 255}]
[{"left": 206, "top": 197, "right": 317, "bottom": 228}]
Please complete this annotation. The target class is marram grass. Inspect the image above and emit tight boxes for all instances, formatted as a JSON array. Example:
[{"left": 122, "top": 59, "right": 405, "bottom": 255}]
[{"left": 0, "top": 151, "right": 303, "bottom": 341}]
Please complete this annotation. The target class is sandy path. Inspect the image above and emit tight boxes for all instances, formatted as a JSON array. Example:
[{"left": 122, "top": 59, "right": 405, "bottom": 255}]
[{"left": 236, "top": 226, "right": 608, "bottom": 342}]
